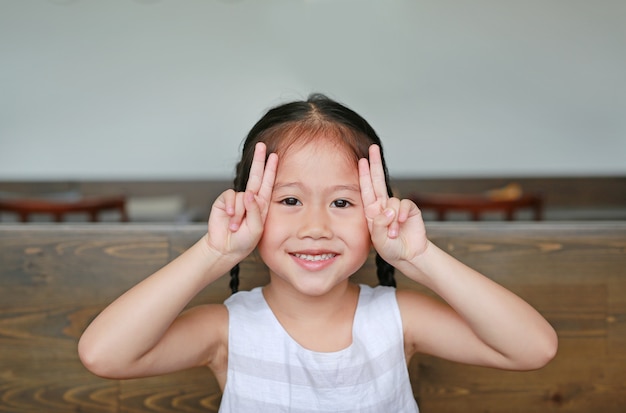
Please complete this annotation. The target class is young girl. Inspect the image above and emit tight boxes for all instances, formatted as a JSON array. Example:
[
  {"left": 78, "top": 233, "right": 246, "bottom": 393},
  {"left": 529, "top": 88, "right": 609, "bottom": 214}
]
[{"left": 79, "top": 94, "right": 557, "bottom": 412}]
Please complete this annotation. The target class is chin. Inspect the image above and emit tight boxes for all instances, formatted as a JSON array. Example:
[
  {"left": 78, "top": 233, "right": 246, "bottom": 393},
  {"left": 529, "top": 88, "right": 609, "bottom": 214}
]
[{"left": 290, "top": 277, "right": 350, "bottom": 298}]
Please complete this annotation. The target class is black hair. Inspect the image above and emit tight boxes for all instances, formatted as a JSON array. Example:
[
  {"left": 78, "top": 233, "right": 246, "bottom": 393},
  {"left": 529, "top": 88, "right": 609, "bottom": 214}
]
[{"left": 229, "top": 93, "right": 396, "bottom": 293}]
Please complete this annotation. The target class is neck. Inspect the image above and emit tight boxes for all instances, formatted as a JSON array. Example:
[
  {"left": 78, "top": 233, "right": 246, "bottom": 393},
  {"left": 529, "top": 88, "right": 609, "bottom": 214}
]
[
  {"left": 262, "top": 279, "right": 360, "bottom": 352},
  {"left": 263, "top": 279, "right": 359, "bottom": 322}
]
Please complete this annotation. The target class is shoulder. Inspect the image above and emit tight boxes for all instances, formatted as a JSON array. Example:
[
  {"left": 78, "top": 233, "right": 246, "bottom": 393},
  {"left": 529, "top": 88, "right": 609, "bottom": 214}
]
[
  {"left": 396, "top": 289, "right": 450, "bottom": 326},
  {"left": 355, "top": 284, "right": 403, "bottom": 334},
  {"left": 395, "top": 288, "right": 438, "bottom": 306},
  {"left": 224, "top": 287, "right": 263, "bottom": 307},
  {"left": 223, "top": 287, "right": 277, "bottom": 337},
  {"left": 359, "top": 283, "right": 395, "bottom": 302},
  {"left": 361, "top": 285, "right": 430, "bottom": 311},
  {"left": 184, "top": 302, "right": 229, "bottom": 326},
  {"left": 180, "top": 303, "right": 229, "bottom": 345},
  {"left": 178, "top": 304, "right": 229, "bottom": 386},
  {"left": 179, "top": 303, "right": 229, "bottom": 363},
  {"left": 396, "top": 288, "right": 462, "bottom": 357}
]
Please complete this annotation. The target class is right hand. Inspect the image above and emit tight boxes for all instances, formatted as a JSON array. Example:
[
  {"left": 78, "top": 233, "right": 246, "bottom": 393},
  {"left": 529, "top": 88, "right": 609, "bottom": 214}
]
[{"left": 206, "top": 142, "right": 278, "bottom": 258}]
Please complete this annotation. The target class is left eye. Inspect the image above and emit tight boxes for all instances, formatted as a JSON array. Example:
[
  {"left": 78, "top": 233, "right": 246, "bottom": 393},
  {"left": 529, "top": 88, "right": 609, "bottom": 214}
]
[{"left": 331, "top": 199, "right": 351, "bottom": 208}]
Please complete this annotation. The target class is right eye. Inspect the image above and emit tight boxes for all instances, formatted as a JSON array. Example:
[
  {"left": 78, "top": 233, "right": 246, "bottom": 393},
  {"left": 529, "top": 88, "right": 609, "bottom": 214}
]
[{"left": 280, "top": 197, "right": 301, "bottom": 206}]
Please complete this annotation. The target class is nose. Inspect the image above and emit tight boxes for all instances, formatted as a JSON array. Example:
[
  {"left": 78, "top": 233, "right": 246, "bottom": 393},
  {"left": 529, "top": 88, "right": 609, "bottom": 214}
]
[{"left": 296, "top": 204, "right": 333, "bottom": 240}]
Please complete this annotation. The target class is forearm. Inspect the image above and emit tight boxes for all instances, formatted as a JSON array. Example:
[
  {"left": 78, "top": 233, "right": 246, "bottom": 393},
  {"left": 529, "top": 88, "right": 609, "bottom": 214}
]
[
  {"left": 399, "top": 241, "right": 557, "bottom": 369},
  {"left": 78, "top": 235, "right": 237, "bottom": 372}
]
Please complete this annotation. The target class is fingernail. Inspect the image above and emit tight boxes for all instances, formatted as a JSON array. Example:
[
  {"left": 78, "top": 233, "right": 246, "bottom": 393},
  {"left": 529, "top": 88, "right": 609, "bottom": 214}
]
[{"left": 384, "top": 208, "right": 395, "bottom": 218}]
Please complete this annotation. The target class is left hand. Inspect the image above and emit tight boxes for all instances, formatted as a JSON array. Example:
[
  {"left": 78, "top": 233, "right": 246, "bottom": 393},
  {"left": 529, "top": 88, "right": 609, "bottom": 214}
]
[{"left": 358, "top": 144, "right": 428, "bottom": 265}]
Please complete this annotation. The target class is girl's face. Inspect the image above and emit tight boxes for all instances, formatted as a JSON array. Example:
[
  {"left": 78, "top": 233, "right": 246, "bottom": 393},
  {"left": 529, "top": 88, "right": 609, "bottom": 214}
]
[{"left": 257, "top": 138, "right": 372, "bottom": 297}]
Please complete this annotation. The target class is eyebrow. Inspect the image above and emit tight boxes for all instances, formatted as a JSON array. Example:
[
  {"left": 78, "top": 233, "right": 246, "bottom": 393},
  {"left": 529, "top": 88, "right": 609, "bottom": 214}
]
[
  {"left": 333, "top": 184, "right": 361, "bottom": 193},
  {"left": 274, "top": 182, "right": 361, "bottom": 193}
]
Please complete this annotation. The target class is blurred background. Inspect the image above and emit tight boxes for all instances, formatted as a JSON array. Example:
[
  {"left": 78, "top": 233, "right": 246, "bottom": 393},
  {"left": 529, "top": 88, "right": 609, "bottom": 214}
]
[{"left": 0, "top": 0, "right": 624, "bottom": 222}]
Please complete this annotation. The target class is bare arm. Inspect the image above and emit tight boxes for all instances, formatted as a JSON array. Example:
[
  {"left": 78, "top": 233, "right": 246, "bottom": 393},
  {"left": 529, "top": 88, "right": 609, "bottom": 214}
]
[
  {"left": 78, "top": 237, "right": 234, "bottom": 378},
  {"left": 396, "top": 241, "right": 557, "bottom": 370},
  {"left": 78, "top": 143, "right": 278, "bottom": 378},
  {"left": 359, "top": 145, "right": 557, "bottom": 370}
]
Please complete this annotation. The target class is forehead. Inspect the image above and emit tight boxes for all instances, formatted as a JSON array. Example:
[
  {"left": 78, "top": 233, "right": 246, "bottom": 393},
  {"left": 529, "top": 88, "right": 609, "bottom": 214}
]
[
  {"left": 280, "top": 137, "right": 356, "bottom": 167},
  {"left": 275, "top": 128, "right": 360, "bottom": 161},
  {"left": 274, "top": 138, "right": 360, "bottom": 184}
]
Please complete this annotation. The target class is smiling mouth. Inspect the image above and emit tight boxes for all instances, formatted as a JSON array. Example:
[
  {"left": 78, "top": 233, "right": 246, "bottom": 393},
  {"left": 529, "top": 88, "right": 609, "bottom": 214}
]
[{"left": 292, "top": 253, "right": 337, "bottom": 262}]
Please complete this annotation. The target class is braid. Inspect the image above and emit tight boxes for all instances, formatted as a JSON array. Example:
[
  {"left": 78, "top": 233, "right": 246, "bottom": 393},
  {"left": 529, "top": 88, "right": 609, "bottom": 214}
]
[
  {"left": 375, "top": 253, "right": 396, "bottom": 288},
  {"left": 229, "top": 264, "right": 240, "bottom": 294}
]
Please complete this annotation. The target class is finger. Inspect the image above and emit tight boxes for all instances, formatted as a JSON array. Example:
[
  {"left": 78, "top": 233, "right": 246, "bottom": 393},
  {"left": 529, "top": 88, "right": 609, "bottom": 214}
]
[
  {"left": 358, "top": 157, "right": 377, "bottom": 207},
  {"left": 372, "top": 207, "right": 396, "bottom": 243},
  {"left": 243, "top": 189, "right": 263, "bottom": 234},
  {"left": 398, "top": 199, "right": 415, "bottom": 224},
  {"left": 257, "top": 152, "right": 278, "bottom": 205},
  {"left": 368, "top": 145, "right": 389, "bottom": 206},
  {"left": 386, "top": 198, "right": 401, "bottom": 239},
  {"left": 229, "top": 192, "right": 246, "bottom": 231},
  {"left": 221, "top": 189, "right": 236, "bottom": 216},
  {"left": 245, "top": 142, "right": 267, "bottom": 194}
]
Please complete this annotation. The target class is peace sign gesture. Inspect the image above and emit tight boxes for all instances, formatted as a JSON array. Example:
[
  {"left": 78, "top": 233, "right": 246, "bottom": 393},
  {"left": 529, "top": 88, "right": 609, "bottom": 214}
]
[
  {"left": 358, "top": 145, "right": 428, "bottom": 265},
  {"left": 206, "top": 142, "right": 278, "bottom": 258}
]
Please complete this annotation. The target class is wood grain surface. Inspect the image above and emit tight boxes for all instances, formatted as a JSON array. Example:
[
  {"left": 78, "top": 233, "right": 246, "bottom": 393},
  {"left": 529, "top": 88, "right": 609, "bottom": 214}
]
[{"left": 0, "top": 222, "right": 624, "bottom": 412}]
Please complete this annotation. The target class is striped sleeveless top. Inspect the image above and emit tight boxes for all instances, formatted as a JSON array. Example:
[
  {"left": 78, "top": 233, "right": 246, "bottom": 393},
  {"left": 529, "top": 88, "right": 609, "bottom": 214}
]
[{"left": 220, "top": 284, "right": 419, "bottom": 412}]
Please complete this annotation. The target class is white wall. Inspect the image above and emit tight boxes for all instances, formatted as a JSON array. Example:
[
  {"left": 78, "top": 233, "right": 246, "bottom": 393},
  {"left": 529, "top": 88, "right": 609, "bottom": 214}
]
[{"left": 1, "top": 0, "right": 625, "bottom": 180}]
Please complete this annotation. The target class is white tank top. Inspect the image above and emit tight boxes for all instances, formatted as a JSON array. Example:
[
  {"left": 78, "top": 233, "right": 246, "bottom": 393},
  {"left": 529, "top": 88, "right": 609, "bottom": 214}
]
[{"left": 220, "top": 284, "right": 419, "bottom": 412}]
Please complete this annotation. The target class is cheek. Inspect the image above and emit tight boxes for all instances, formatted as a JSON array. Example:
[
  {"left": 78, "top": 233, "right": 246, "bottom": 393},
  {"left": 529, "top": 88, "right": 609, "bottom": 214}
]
[
  {"left": 256, "top": 232, "right": 274, "bottom": 269},
  {"left": 257, "top": 207, "right": 283, "bottom": 250},
  {"left": 343, "top": 212, "right": 372, "bottom": 246}
]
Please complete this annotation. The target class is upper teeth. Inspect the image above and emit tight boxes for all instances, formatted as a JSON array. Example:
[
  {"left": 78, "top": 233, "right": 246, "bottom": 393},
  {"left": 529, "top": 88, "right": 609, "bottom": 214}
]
[{"left": 294, "top": 253, "right": 336, "bottom": 261}]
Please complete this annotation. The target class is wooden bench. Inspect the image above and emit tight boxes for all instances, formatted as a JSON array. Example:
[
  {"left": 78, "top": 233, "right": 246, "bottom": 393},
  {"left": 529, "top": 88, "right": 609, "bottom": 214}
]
[{"left": 0, "top": 222, "right": 624, "bottom": 412}]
